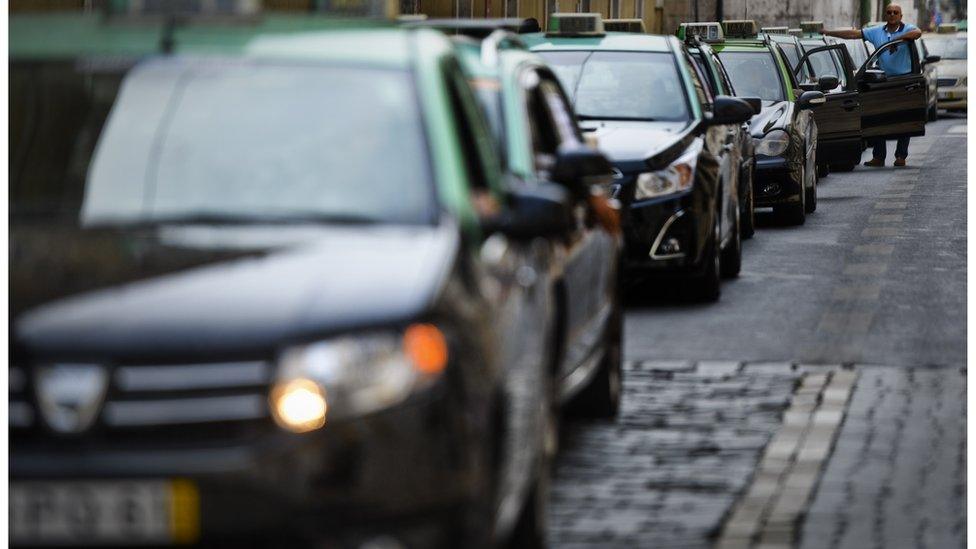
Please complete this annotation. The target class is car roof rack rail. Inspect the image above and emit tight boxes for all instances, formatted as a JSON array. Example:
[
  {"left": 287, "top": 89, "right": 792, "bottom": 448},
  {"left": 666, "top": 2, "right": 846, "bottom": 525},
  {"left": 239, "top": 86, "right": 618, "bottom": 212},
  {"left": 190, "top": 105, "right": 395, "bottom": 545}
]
[
  {"left": 404, "top": 17, "right": 533, "bottom": 37},
  {"left": 481, "top": 28, "right": 527, "bottom": 65}
]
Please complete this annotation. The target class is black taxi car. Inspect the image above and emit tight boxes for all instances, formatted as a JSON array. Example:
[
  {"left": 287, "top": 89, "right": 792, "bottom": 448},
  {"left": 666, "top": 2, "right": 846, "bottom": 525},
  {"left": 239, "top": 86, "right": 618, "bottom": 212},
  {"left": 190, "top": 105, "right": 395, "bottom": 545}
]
[
  {"left": 685, "top": 21, "right": 826, "bottom": 225},
  {"left": 525, "top": 14, "right": 755, "bottom": 301},
  {"left": 8, "top": 6, "right": 607, "bottom": 548}
]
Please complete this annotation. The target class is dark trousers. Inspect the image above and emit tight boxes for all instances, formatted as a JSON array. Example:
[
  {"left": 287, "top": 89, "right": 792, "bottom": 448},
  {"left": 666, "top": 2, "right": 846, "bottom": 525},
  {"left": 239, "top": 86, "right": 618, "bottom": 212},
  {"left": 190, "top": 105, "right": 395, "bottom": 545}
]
[{"left": 871, "top": 137, "right": 910, "bottom": 160}]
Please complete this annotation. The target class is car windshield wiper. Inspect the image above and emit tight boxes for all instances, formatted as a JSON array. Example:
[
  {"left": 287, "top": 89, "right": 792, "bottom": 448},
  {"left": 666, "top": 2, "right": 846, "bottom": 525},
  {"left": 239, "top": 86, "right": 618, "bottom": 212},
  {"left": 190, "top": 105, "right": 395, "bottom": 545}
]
[
  {"left": 87, "top": 211, "right": 383, "bottom": 228},
  {"left": 577, "top": 114, "right": 659, "bottom": 122}
]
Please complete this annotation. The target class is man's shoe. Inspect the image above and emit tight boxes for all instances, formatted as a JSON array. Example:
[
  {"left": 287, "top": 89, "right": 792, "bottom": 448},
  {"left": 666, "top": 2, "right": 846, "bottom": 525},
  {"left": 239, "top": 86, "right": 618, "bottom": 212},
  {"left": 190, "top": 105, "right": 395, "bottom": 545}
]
[
  {"left": 894, "top": 157, "right": 907, "bottom": 167},
  {"left": 864, "top": 158, "right": 885, "bottom": 167}
]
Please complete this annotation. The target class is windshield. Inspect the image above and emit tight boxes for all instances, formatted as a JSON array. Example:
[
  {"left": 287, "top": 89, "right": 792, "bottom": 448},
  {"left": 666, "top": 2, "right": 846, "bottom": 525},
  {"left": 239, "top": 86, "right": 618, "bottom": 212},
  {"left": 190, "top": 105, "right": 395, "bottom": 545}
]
[
  {"left": 801, "top": 40, "right": 846, "bottom": 85},
  {"left": 537, "top": 51, "right": 690, "bottom": 121},
  {"left": 11, "top": 58, "right": 435, "bottom": 227},
  {"left": 924, "top": 37, "right": 967, "bottom": 59},
  {"left": 716, "top": 51, "right": 786, "bottom": 101}
]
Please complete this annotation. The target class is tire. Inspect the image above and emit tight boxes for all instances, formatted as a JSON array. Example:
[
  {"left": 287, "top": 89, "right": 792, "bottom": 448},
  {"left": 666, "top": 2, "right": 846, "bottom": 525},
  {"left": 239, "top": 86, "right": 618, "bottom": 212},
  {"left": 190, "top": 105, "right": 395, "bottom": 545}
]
[
  {"left": 568, "top": 296, "right": 622, "bottom": 418},
  {"left": 508, "top": 374, "right": 557, "bottom": 549},
  {"left": 830, "top": 162, "right": 856, "bottom": 172},
  {"left": 817, "top": 162, "right": 830, "bottom": 178},
  {"left": 689, "top": 213, "right": 722, "bottom": 301},
  {"left": 721, "top": 194, "right": 742, "bottom": 278},
  {"left": 928, "top": 103, "right": 938, "bottom": 122},
  {"left": 775, "top": 161, "right": 806, "bottom": 225},
  {"left": 805, "top": 162, "right": 818, "bottom": 214},
  {"left": 741, "top": 162, "right": 756, "bottom": 240}
]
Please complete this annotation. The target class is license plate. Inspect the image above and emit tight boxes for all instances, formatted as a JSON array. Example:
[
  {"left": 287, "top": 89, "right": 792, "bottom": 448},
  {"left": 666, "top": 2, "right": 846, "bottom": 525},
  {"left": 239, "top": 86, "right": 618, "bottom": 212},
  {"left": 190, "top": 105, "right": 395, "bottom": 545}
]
[{"left": 10, "top": 480, "right": 199, "bottom": 545}]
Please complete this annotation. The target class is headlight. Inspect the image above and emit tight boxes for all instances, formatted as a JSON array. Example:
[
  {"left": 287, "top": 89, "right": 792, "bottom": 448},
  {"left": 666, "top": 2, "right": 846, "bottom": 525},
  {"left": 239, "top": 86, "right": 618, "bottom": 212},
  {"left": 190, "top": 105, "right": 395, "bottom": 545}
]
[
  {"left": 754, "top": 129, "right": 790, "bottom": 156},
  {"left": 957, "top": 77, "right": 967, "bottom": 87},
  {"left": 634, "top": 141, "right": 702, "bottom": 200},
  {"left": 270, "top": 324, "right": 448, "bottom": 432}
]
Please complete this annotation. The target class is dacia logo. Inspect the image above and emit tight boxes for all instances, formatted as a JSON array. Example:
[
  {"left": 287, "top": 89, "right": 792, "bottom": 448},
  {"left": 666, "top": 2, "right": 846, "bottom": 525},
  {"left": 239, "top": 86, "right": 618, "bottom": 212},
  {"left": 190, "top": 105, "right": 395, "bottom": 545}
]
[{"left": 35, "top": 364, "right": 109, "bottom": 434}]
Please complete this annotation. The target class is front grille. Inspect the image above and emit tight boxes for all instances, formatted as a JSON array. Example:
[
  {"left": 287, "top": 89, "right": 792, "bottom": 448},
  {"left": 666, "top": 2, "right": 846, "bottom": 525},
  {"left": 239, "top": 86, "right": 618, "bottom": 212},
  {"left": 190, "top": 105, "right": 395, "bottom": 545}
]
[
  {"left": 10, "top": 361, "right": 274, "bottom": 446},
  {"left": 938, "top": 77, "right": 959, "bottom": 88}
]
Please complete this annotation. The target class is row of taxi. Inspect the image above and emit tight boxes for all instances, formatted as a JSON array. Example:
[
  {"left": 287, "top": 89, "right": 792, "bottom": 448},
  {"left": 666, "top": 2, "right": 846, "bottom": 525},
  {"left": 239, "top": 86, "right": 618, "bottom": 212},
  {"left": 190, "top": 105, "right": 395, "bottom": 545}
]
[{"left": 5, "top": 4, "right": 947, "bottom": 548}]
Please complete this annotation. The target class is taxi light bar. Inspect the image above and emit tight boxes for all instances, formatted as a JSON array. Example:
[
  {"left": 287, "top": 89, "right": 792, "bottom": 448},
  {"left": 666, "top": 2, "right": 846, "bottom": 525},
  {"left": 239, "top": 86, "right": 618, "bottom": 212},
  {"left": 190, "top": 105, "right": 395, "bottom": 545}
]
[
  {"left": 937, "top": 23, "right": 959, "bottom": 33},
  {"left": 722, "top": 20, "right": 758, "bottom": 38},
  {"left": 761, "top": 26, "right": 789, "bottom": 35},
  {"left": 547, "top": 12, "right": 605, "bottom": 36},
  {"left": 312, "top": 0, "right": 398, "bottom": 18},
  {"left": 800, "top": 20, "right": 824, "bottom": 34},
  {"left": 678, "top": 22, "right": 724, "bottom": 42},
  {"left": 604, "top": 18, "right": 646, "bottom": 33},
  {"left": 788, "top": 28, "right": 802, "bottom": 36},
  {"left": 105, "top": 0, "right": 261, "bottom": 18}
]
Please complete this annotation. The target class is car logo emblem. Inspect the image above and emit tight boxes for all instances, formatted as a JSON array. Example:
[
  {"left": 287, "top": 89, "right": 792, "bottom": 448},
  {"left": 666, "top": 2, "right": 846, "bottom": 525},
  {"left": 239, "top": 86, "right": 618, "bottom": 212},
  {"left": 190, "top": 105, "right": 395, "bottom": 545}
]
[{"left": 35, "top": 364, "right": 109, "bottom": 434}]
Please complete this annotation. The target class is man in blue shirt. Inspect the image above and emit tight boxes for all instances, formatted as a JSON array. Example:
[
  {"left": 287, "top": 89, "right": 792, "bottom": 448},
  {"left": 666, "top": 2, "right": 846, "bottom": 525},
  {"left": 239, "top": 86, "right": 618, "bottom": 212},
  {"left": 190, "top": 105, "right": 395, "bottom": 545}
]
[{"left": 825, "top": 4, "right": 923, "bottom": 167}]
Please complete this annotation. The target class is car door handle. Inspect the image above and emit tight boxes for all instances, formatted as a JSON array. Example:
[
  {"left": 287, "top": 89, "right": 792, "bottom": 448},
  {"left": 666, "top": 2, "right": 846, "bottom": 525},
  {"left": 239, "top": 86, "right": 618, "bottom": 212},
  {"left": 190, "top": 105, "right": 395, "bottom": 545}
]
[
  {"left": 842, "top": 99, "right": 860, "bottom": 110},
  {"left": 904, "top": 84, "right": 923, "bottom": 92}
]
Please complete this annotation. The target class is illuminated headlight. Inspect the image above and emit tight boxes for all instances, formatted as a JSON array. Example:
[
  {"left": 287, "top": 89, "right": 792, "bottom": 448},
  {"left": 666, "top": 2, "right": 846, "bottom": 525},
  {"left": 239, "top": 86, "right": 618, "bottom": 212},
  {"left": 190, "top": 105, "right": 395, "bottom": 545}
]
[
  {"left": 753, "top": 129, "right": 790, "bottom": 156},
  {"left": 270, "top": 324, "right": 448, "bottom": 433},
  {"left": 634, "top": 141, "right": 702, "bottom": 200}
]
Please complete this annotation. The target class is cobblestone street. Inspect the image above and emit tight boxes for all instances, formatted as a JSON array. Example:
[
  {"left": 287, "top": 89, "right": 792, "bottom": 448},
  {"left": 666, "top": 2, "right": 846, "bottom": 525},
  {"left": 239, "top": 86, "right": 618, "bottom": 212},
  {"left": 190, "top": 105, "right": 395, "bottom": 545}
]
[{"left": 549, "top": 116, "right": 967, "bottom": 548}]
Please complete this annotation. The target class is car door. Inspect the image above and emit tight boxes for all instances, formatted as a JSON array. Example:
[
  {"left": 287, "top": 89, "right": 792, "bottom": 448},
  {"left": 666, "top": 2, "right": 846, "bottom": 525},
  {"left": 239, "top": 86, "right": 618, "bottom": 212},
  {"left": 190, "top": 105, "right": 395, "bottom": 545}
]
[
  {"left": 855, "top": 37, "right": 927, "bottom": 139},
  {"left": 795, "top": 44, "right": 863, "bottom": 166},
  {"left": 519, "top": 66, "right": 615, "bottom": 393}
]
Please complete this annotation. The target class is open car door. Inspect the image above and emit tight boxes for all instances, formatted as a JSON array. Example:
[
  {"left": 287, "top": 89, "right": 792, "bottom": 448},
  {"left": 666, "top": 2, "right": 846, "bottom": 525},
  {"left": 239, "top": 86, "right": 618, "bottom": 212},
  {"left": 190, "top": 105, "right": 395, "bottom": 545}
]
[
  {"left": 795, "top": 44, "right": 863, "bottom": 169},
  {"left": 855, "top": 37, "right": 927, "bottom": 139}
]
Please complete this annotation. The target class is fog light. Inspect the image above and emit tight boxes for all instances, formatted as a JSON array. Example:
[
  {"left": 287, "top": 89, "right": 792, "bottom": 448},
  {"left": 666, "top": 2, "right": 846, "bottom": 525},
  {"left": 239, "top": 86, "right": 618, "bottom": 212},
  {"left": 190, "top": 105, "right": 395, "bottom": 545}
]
[
  {"left": 658, "top": 238, "right": 682, "bottom": 255},
  {"left": 270, "top": 378, "right": 327, "bottom": 433}
]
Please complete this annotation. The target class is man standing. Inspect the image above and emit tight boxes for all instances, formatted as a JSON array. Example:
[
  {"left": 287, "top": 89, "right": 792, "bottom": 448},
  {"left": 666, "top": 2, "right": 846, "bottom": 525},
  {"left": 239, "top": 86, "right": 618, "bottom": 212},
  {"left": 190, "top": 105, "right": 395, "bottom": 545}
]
[{"left": 824, "top": 4, "right": 923, "bottom": 167}]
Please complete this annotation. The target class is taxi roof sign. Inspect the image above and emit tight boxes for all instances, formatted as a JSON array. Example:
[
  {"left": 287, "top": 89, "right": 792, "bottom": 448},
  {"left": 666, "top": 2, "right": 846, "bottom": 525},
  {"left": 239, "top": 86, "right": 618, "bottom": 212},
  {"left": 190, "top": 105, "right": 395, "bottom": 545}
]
[
  {"left": 788, "top": 28, "right": 802, "bottom": 36},
  {"left": 312, "top": 0, "right": 398, "bottom": 18},
  {"left": 722, "top": 20, "right": 758, "bottom": 38},
  {"left": 937, "top": 23, "right": 959, "bottom": 33},
  {"left": 799, "top": 20, "right": 824, "bottom": 34},
  {"left": 761, "top": 26, "right": 789, "bottom": 35},
  {"left": 105, "top": 0, "right": 261, "bottom": 18},
  {"left": 604, "top": 18, "right": 646, "bottom": 33},
  {"left": 547, "top": 13, "right": 605, "bottom": 36},
  {"left": 678, "top": 22, "right": 724, "bottom": 42}
]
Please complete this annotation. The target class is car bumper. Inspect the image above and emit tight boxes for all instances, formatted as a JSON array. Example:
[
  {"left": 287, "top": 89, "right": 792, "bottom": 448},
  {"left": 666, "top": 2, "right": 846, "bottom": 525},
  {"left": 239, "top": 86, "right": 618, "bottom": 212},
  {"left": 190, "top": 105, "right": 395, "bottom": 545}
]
[
  {"left": 620, "top": 191, "right": 706, "bottom": 275},
  {"left": 10, "top": 388, "right": 484, "bottom": 547},
  {"left": 937, "top": 86, "right": 967, "bottom": 109},
  {"left": 753, "top": 156, "right": 802, "bottom": 207}
]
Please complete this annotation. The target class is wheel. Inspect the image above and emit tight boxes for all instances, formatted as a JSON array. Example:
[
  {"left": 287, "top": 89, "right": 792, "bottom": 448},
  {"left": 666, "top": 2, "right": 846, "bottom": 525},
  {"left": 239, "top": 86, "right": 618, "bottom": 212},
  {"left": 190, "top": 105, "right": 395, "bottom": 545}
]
[
  {"left": 721, "top": 194, "right": 742, "bottom": 278},
  {"left": 817, "top": 162, "right": 830, "bottom": 178},
  {"left": 740, "top": 162, "right": 756, "bottom": 239},
  {"left": 830, "top": 162, "right": 856, "bottom": 172},
  {"left": 928, "top": 102, "right": 938, "bottom": 121},
  {"left": 568, "top": 295, "right": 622, "bottom": 418},
  {"left": 805, "top": 159, "right": 818, "bottom": 214},
  {"left": 689, "top": 213, "right": 722, "bottom": 301},
  {"left": 775, "top": 160, "right": 806, "bottom": 225},
  {"left": 508, "top": 376, "right": 557, "bottom": 548}
]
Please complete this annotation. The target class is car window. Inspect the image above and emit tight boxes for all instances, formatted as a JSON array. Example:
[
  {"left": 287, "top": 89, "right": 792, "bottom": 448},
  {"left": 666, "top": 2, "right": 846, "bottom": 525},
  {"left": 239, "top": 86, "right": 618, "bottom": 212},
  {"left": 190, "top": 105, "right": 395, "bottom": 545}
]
[
  {"left": 29, "top": 58, "right": 436, "bottom": 227},
  {"left": 537, "top": 50, "right": 691, "bottom": 121},
  {"left": 924, "top": 37, "right": 967, "bottom": 59},
  {"left": 682, "top": 51, "right": 713, "bottom": 108},
  {"left": 716, "top": 50, "right": 785, "bottom": 101},
  {"left": 522, "top": 71, "right": 561, "bottom": 174},
  {"left": 801, "top": 40, "right": 845, "bottom": 85},
  {"left": 711, "top": 51, "right": 737, "bottom": 95}
]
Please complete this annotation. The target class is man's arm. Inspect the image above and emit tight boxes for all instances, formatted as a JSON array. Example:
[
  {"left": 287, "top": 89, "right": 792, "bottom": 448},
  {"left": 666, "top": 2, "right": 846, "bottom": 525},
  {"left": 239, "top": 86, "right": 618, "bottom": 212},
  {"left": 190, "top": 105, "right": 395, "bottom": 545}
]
[
  {"left": 902, "top": 28, "right": 922, "bottom": 40},
  {"left": 824, "top": 28, "right": 863, "bottom": 39}
]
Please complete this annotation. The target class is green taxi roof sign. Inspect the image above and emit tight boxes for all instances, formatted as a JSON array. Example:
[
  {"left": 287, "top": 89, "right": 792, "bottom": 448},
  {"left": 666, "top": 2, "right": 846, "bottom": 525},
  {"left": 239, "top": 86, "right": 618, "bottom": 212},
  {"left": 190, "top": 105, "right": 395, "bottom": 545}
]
[
  {"left": 799, "top": 20, "right": 824, "bottom": 34},
  {"left": 761, "top": 26, "right": 790, "bottom": 35},
  {"left": 604, "top": 18, "right": 645, "bottom": 33},
  {"left": 678, "top": 22, "right": 724, "bottom": 42},
  {"left": 722, "top": 20, "right": 758, "bottom": 38},
  {"left": 937, "top": 23, "right": 959, "bottom": 33},
  {"left": 547, "top": 12, "right": 605, "bottom": 36}
]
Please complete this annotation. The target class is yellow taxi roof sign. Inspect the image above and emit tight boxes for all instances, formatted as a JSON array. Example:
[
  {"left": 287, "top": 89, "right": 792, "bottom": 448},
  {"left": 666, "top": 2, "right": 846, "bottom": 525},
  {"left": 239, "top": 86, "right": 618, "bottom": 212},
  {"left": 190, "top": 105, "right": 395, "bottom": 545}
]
[
  {"left": 937, "top": 23, "right": 959, "bottom": 33},
  {"left": 548, "top": 13, "right": 605, "bottom": 36},
  {"left": 722, "top": 20, "right": 758, "bottom": 38},
  {"left": 604, "top": 18, "right": 646, "bottom": 33},
  {"left": 761, "top": 26, "right": 790, "bottom": 35}
]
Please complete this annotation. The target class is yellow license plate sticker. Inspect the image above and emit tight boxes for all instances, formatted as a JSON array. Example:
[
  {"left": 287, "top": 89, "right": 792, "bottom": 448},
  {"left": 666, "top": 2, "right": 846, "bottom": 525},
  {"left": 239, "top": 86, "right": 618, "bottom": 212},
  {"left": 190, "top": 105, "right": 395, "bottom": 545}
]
[{"left": 169, "top": 479, "right": 200, "bottom": 544}]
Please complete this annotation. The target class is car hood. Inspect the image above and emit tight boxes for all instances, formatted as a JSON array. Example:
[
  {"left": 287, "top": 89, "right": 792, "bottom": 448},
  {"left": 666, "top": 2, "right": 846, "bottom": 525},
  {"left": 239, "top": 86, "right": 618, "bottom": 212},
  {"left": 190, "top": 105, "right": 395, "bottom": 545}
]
[
  {"left": 748, "top": 100, "right": 792, "bottom": 137},
  {"left": 11, "top": 222, "right": 457, "bottom": 359},
  {"left": 937, "top": 59, "right": 967, "bottom": 78},
  {"left": 579, "top": 120, "right": 691, "bottom": 168}
]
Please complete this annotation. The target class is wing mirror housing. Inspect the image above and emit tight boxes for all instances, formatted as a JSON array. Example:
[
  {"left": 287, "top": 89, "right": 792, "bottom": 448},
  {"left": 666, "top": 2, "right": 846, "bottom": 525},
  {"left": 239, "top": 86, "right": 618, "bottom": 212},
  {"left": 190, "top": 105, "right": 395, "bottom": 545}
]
[
  {"left": 861, "top": 68, "right": 887, "bottom": 83},
  {"left": 484, "top": 182, "right": 575, "bottom": 241},
  {"left": 551, "top": 144, "right": 616, "bottom": 190},
  {"left": 739, "top": 96, "right": 763, "bottom": 114},
  {"left": 797, "top": 90, "right": 826, "bottom": 110},
  {"left": 707, "top": 95, "right": 755, "bottom": 125},
  {"left": 924, "top": 54, "right": 941, "bottom": 64},
  {"left": 817, "top": 75, "right": 839, "bottom": 91}
]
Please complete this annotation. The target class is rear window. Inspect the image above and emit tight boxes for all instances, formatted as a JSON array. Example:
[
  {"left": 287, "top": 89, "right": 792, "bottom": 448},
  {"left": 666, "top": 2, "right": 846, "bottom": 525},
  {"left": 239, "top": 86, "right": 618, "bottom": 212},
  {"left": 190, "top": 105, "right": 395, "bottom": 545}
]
[{"left": 716, "top": 50, "right": 786, "bottom": 102}]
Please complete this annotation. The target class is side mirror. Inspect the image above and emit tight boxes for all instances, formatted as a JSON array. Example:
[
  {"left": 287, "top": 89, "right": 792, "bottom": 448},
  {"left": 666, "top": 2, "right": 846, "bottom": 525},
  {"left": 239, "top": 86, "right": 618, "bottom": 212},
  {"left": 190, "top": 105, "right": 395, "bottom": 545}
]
[
  {"left": 924, "top": 54, "right": 941, "bottom": 64},
  {"left": 550, "top": 144, "right": 615, "bottom": 191},
  {"left": 708, "top": 95, "right": 755, "bottom": 125},
  {"left": 739, "top": 96, "right": 762, "bottom": 114},
  {"left": 817, "top": 75, "right": 839, "bottom": 91},
  {"left": 484, "top": 183, "right": 574, "bottom": 240},
  {"left": 797, "top": 90, "right": 826, "bottom": 110},
  {"left": 861, "top": 68, "right": 887, "bottom": 83}
]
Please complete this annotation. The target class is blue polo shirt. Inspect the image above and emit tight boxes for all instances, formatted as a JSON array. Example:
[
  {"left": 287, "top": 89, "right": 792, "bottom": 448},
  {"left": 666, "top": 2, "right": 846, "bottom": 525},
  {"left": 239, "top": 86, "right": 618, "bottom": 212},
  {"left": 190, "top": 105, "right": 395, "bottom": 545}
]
[{"left": 863, "top": 22, "right": 918, "bottom": 75}]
